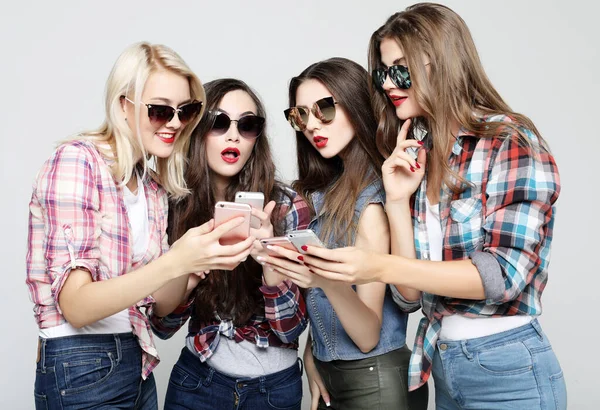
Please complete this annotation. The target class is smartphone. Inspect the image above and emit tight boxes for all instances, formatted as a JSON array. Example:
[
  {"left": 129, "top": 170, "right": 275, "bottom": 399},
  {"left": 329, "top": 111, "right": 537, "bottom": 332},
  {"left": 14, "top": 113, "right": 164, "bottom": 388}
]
[
  {"left": 235, "top": 191, "right": 265, "bottom": 229},
  {"left": 214, "top": 201, "right": 251, "bottom": 246},
  {"left": 260, "top": 236, "right": 298, "bottom": 257},
  {"left": 286, "top": 229, "right": 326, "bottom": 254}
]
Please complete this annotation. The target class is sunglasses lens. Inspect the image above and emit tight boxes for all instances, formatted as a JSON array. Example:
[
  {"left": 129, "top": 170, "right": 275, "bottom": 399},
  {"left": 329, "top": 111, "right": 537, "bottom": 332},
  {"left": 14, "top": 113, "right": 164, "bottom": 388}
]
[
  {"left": 179, "top": 102, "right": 202, "bottom": 124},
  {"left": 211, "top": 113, "right": 231, "bottom": 135},
  {"left": 315, "top": 97, "right": 336, "bottom": 123},
  {"left": 147, "top": 105, "right": 174, "bottom": 125},
  {"left": 238, "top": 116, "right": 265, "bottom": 139},
  {"left": 372, "top": 68, "right": 386, "bottom": 90},
  {"left": 390, "top": 65, "right": 411, "bottom": 89},
  {"left": 284, "top": 107, "right": 308, "bottom": 131}
]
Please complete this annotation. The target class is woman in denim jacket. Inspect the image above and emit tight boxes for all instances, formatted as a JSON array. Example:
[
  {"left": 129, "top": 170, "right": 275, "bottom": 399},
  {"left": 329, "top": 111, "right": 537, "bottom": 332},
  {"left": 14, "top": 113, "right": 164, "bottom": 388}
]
[
  {"left": 263, "top": 58, "right": 428, "bottom": 410},
  {"left": 300, "top": 4, "right": 566, "bottom": 410}
]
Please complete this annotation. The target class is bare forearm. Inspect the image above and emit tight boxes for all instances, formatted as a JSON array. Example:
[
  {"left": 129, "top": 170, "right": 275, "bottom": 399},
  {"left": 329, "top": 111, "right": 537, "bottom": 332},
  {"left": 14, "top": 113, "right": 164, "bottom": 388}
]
[
  {"left": 152, "top": 274, "right": 189, "bottom": 317},
  {"left": 379, "top": 256, "right": 485, "bottom": 300},
  {"left": 59, "top": 252, "right": 182, "bottom": 328},
  {"left": 322, "top": 284, "right": 382, "bottom": 352},
  {"left": 386, "top": 201, "right": 421, "bottom": 301}
]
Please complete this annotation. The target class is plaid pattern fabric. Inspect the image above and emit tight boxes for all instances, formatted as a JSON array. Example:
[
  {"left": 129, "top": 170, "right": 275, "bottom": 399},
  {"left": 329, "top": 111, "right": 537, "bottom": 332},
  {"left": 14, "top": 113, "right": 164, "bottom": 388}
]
[
  {"left": 406, "top": 115, "right": 560, "bottom": 390},
  {"left": 150, "top": 190, "right": 310, "bottom": 361},
  {"left": 26, "top": 140, "right": 169, "bottom": 379}
]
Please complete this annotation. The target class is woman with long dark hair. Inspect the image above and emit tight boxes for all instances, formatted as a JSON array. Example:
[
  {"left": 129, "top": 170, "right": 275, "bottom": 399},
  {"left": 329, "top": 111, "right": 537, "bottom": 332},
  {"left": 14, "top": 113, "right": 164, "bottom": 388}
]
[
  {"left": 151, "top": 78, "right": 310, "bottom": 410},
  {"left": 264, "top": 58, "right": 428, "bottom": 410}
]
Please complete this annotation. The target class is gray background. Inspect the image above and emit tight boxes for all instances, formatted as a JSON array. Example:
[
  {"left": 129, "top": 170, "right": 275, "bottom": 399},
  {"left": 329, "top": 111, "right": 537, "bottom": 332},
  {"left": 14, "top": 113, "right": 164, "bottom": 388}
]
[{"left": 1, "top": 0, "right": 598, "bottom": 408}]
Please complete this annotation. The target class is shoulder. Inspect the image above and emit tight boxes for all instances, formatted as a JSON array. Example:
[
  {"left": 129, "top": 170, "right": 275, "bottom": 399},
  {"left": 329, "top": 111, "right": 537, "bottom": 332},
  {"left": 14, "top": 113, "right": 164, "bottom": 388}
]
[{"left": 357, "top": 176, "right": 385, "bottom": 207}]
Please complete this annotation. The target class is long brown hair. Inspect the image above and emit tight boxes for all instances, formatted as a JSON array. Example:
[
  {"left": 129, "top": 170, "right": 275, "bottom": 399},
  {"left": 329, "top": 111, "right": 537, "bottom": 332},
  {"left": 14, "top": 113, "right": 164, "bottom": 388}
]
[
  {"left": 288, "top": 58, "right": 383, "bottom": 244},
  {"left": 368, "top": 2, "right": 548, "bottom": 193},
  {"left": 169, "top": 78, "right": 291, "bottom": 325}
]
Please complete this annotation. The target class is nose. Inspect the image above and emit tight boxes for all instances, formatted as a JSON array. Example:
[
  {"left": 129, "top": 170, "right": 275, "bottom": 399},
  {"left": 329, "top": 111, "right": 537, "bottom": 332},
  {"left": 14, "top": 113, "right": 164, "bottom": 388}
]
[
  {"left": 165, "top": 111, "right": 182, "bottom": 130},
  {"left": 225, "top": 121, "right": 241, "bottom": 143},
  {"left": 305, "top": 110, "right": 321, "bottom": 133},
  {"left": 382, "top": 73, "right": 396, "bottom": 92}
]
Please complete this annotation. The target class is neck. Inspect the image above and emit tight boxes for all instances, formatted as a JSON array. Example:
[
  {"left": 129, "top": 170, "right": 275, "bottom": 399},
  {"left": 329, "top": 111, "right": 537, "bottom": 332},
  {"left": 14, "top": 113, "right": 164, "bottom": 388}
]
[{"left": 214, "top": 173, "right": 230, "bottom": 202}]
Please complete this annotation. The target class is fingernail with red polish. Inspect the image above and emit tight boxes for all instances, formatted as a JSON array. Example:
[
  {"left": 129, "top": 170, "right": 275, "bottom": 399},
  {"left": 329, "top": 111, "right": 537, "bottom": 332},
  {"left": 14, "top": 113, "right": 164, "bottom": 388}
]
[
  {"left": 410, "top": 166, "right": 415, "bottom": 172},
  {"left": 298, "top": 255, "right": 304, "bottom": 261},
  {"left": 418, "top": 141, "right": 424, "bottom": 145},
  {"left": 301, "top": 245, "right": 308, "bottom": 251},
  {"left": 415, "top": 162, "right": 421, "bottom": 169}
]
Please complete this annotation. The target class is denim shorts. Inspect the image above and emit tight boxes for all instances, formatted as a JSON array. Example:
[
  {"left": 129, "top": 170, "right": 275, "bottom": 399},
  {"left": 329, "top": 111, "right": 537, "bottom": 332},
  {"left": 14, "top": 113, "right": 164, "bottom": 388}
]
[
  {"left": 34, "top": 332, "right": 157, "bottom": 409},
  {"left": 433, "top": 319, "right": 567, "bottom": 409},
  {"left": 165, "top": 346, "right": 303, "bottom": 410}
]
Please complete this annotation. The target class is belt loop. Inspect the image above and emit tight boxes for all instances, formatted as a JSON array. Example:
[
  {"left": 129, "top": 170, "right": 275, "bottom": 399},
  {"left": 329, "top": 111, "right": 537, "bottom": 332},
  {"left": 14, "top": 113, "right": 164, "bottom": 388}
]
[
  {"left": 531, "top": 319, "right": 544, "bottom": 340},
  {"left": 298, "top": 357, "right": 304, "bottom": 376},
  {"left": 203, "top": 366, "right": 214, "bottom": 387},
  {"left": 40, "top": 338, "right": 47, "bottom": 373},
  {"left": 114, "top": 334, "right": 122, "bottom": 363},
  {"left": 461, "top": 340, "right": 474, "bottom": 361},
  {"left": 259, "top": 376, "right": 266, "bottom": 394}
]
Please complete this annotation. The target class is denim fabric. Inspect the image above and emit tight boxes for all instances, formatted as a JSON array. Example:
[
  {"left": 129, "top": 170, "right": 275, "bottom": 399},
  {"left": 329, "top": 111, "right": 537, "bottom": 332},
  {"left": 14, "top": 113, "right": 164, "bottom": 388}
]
[
  {"left": 307, "top": 179, "right": 408, "bottom": 361},
  {"left": 165, "top": 347, "right": 303, "bottom": 409},
  {"left": 34, "top": 332, "right": 157, "bottom": 409},
  {"left": 433, "top": 319, "right": 567, "bottom": 409},
  {"left": 314, "top": 345, "right": 428, "bottom": 410}
]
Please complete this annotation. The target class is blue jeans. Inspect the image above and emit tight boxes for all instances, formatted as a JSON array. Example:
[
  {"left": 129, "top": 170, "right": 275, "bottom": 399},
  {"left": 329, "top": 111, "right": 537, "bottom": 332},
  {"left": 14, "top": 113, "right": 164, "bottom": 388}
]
[
  {"left": 433, "top": 319, "right": 567, "bottom": 409},
  {"left": 165, "top": 346, "right": 303, "bottom": 409},
  {"left": 34, "top": 333, "right": 157, "bottom": 409}
]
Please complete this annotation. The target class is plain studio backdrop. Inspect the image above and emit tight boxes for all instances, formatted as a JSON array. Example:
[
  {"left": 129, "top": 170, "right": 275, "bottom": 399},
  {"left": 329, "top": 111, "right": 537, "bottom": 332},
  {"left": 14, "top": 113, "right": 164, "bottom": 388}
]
[{"left": 1, "top": 0, "right": 598, "bottom": 408}]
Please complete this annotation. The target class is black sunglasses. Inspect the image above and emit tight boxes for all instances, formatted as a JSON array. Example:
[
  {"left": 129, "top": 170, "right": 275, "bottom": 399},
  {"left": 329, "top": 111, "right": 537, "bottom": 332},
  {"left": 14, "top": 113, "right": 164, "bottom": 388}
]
[
  {"left": 372, "top": 65, "right": 412, "bottom": 91},
  {"left": 209, "top": 111, "right": 265, "bottom": 139},
  {"left": 125, "top": 97, "right": 203, "bottom": 127},
  {"left": 283, "top": 96, "right": 338, "bottom": 132}
]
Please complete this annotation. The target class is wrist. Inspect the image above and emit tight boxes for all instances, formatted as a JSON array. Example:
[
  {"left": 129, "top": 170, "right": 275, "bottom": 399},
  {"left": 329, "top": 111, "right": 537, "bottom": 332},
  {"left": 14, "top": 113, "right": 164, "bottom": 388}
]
[
  {"left": 384, "top": 198, "right": 411, "bottom": 210},
  {"left": 163, "top": 249, "right": 186, "bottom": 280}
]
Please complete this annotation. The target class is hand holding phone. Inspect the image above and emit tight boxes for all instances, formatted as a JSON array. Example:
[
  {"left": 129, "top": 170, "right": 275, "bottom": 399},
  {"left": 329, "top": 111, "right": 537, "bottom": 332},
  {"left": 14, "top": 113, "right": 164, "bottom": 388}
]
[
  {"left": 286, "top": 229, "right": 326, "bottom": 254},
  {"left": 214, "top": 202, "right": 251, "bottom": 246}
]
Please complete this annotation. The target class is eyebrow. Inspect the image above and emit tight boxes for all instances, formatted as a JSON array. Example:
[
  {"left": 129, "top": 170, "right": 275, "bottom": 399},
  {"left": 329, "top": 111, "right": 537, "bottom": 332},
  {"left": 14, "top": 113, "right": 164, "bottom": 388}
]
[
  {"left": 148, "top": 97, "right": 193, "bottom": 106},
  {"left": 214, "top": 109, "right": 257, "bottom": 117}
]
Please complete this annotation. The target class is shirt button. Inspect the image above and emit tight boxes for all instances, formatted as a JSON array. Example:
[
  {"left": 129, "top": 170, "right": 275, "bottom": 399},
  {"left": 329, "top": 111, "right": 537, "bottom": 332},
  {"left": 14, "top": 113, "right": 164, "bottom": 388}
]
[{"left": 439, "top": 343, "right": 448, "bottom": 351}]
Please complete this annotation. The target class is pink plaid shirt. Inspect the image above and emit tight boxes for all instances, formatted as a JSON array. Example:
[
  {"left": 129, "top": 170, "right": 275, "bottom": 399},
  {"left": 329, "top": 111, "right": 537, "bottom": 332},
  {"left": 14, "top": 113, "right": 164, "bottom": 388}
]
[{"left": 26, "top": 140, "right": 169, "bottom": 379}]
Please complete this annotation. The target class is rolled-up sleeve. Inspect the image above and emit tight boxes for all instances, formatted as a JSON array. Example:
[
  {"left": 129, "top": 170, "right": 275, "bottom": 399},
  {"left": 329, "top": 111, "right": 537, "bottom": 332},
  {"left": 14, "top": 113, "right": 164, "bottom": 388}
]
[
  {"left": 35, "top": 144, "right": 102, "bottom": 315},
  {"left": 471, "top": 130, "right": 560, "bottom": 304}
]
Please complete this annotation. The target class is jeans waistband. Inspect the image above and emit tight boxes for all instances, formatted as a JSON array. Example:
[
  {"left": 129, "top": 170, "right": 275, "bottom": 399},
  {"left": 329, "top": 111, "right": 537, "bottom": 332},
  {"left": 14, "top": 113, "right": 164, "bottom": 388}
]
[
  {"left": 180, "top": 346, "right": 302, "bottom": 393},
  {"left": 436, "top": 319, "right": 544, "bottom": 356},
  {"left": 39, "top": 332, "right": 137, "bottom": 357}
]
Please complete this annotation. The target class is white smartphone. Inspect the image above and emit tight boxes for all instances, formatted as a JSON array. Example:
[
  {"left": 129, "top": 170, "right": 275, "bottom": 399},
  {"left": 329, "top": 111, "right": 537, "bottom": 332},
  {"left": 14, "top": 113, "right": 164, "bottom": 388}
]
[
  {"left": 286, "top": 229, "right": 326, "bottom": 254},
  {"left": 214, "top": 201, "right": 252, "bottom": 246},
  {"left": 260, "top": 236, "right": 297, "bottom": 257},
  {"left": 235, "top": 191, "right": 265, "bottom": 229}
]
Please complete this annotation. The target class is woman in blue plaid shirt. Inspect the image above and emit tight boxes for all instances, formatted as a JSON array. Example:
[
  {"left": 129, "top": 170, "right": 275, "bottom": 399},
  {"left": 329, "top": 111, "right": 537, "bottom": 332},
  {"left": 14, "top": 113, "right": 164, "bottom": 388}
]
[{"left": 299, "top": 3, "right": 567, "bottom": 409}]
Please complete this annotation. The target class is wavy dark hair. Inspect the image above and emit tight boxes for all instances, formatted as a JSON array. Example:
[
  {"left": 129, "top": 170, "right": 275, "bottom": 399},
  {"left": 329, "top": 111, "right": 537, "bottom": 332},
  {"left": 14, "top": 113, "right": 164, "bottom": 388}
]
[
  {"left": 168, "top": 78, "right": 291, "bottom": 325},
  {"left": 288, "top": 58, "right": 383, "bottom": 244}
]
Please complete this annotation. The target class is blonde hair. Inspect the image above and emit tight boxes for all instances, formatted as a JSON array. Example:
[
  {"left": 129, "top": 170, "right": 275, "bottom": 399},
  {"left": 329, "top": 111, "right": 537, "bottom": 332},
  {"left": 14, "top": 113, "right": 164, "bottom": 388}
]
[
  {"left": 74, "top": 42, "right": 205, "bottom": 199},
  {"left": 368, "top": 3, "right": 548, "bottom": 193}
]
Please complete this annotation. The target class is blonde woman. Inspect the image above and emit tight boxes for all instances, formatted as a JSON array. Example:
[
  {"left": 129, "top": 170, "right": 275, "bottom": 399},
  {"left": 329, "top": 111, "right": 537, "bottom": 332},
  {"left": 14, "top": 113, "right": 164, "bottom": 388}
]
[
  {"left": 26, "top": 42, "right": 254, "bottom": 409},
  {"left": 300, "top": 3, "right": 567, "bottom": 409}
]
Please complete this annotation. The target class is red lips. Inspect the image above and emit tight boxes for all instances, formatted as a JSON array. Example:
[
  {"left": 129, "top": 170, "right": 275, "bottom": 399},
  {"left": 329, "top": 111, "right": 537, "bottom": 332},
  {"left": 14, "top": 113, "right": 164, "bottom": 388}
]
[
  {"left": 313, "top": 136, "right": 328, "bottom": 149},
  {"left": 221, "top": 147, "right": 240, "bottom": 163},
  {"left": 388, "top": 94, "right": 407, "bottom": 107}
]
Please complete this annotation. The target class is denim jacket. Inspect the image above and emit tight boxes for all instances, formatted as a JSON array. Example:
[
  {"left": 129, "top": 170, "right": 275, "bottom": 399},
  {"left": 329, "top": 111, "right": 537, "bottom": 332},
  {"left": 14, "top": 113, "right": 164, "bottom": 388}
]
[{"left": 306, "top": 178, "right": 408, "bottom": 361}]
